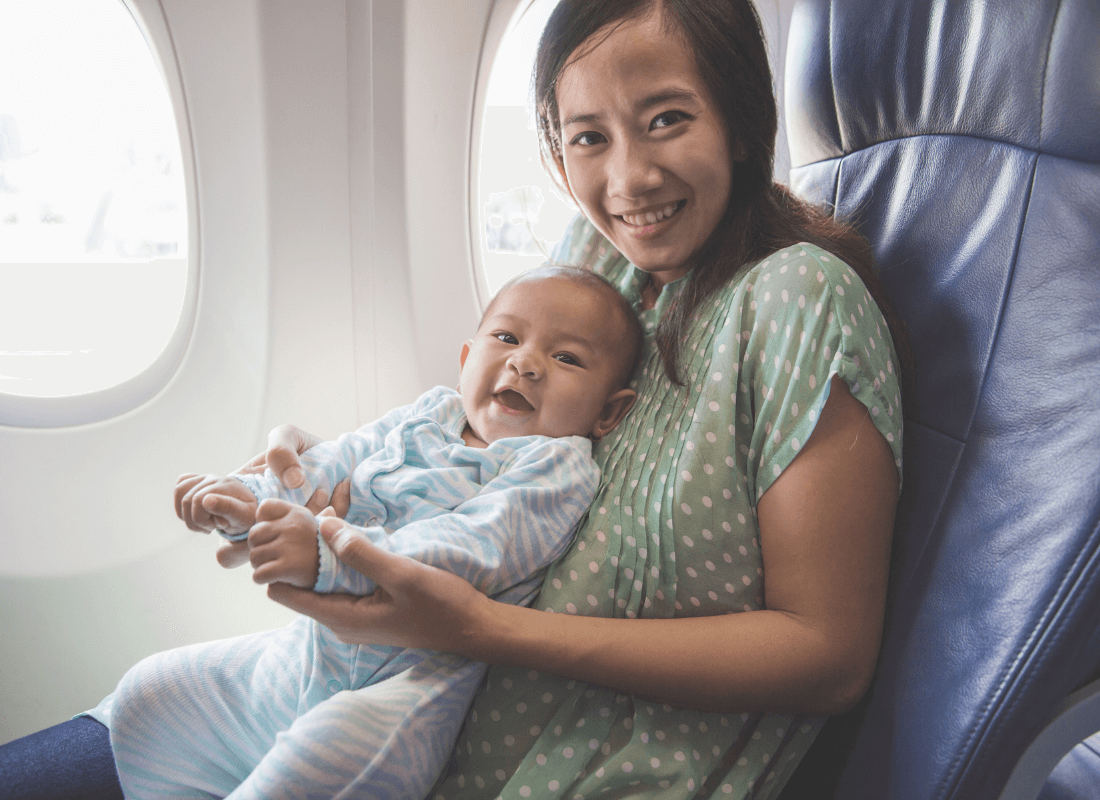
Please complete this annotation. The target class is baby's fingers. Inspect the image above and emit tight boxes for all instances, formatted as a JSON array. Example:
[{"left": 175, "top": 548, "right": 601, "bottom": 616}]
[
  {"left": 250, "top": 546, "right": 314, "bottom": 588},
  {"left": 174, "top": 474, "right": 205, "bottom": 522},
  {"left": 201, "top": 493, "right": 257, "bottom": 534}
]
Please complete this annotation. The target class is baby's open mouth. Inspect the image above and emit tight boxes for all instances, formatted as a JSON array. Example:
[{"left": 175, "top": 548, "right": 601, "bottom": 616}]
[
  {"left": 495, "top": 389, "right": 533, "bottom": 412},
  {"left": 618, "top": 200, "right": 686, "bottom": 227}
]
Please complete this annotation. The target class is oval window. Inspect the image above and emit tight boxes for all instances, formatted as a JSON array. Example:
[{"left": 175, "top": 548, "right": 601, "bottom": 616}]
[
  {"left": 0, "top": 0, "right": 188, "bottom": 400},
  {"left": 479, "top": 0, "right": 574, "bottom": 296}
]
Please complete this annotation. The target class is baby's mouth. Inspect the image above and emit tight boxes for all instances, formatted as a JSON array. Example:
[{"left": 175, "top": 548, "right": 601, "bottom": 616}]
[
  {"left": 618, "top": 200, "right": 686, "bottom": 227},
  {"left": 495, "top": 389, "right": 534, "bottom": 412}
]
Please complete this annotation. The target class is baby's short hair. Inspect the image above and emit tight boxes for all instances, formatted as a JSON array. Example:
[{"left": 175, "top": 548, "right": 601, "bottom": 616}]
[{"left": 484, "top": 264, "right": 644, "bottom": 389}]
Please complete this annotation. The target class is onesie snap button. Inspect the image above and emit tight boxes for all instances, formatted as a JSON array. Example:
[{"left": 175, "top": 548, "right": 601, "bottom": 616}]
[{"left": 327, "top": 680, "right": 342, "bottom": 694}]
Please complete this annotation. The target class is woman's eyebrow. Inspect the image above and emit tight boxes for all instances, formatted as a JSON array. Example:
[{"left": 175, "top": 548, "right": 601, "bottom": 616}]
[
  {"left": 562, "top": 89, "right": 701, "bottom": 128},
  {"left": 562, "top": 110, "right": 601, "bottom": 128},
  {"left": 637, "top": 89, "right": 700, "bottom": 112}
]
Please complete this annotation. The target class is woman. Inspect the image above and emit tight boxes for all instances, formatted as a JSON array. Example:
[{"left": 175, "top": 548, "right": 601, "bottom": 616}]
[
  {"left": 266, "top": 1, "right": 906, "bottom": 798},
  {"left": 0, "top": 1, "right": 904, "bottom": 798}
]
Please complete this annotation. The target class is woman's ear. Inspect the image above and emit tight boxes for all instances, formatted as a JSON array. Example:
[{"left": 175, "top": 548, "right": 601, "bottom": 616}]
[{"left": 590, "top": 388, "right": 637, "bottom": 442}]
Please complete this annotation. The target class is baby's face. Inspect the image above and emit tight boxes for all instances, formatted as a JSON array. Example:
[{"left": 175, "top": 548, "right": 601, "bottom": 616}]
[{"left": 459, "top": 277, "right": 629, "bottom": 445}]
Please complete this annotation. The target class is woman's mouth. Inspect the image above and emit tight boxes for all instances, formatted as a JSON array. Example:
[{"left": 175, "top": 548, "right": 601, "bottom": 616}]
[
  {"left": 618, "top": 200, "right": 686, "bottom": 228},
  {"left": 494, "top": 389, "right": 533, "bottom": 412}
]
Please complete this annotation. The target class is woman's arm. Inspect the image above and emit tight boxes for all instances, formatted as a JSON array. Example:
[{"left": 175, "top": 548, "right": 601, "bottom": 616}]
[{"left": 269, "top": 378, "right": 898, "bottom": 715}]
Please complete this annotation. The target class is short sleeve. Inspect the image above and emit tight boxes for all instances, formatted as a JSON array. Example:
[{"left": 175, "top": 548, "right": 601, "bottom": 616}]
[{"left": 739, "top": 245, "right": 903, "bottom": 501}]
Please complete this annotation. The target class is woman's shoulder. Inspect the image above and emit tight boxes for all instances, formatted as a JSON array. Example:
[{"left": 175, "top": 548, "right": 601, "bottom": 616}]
[
  {"left": 739, "top": 242, "right": 861, "bottom": 296},
  {"left": 717, "top": 242, "right": 880, "bottom": 327}
]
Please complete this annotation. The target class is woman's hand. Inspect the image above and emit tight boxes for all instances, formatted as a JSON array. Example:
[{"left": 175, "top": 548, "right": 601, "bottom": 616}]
[
  {"left": 234, "top": 424, "right": 324, "bottom": 489},
  {"left": 266, "top": 518, "right": 488, "bottom": 652}
]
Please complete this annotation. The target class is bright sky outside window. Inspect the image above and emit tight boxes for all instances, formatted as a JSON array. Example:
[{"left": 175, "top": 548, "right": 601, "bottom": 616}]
[
  {"left": 480, "top": 0, "right": 575, "bottom": 295},
  {"left": 0, "top": 0, "right": 188, "bottom": 399}
]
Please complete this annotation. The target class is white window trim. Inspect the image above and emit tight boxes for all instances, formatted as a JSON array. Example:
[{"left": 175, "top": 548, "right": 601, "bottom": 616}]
[{"left": 0, "top": 0, "right": 199, "bottom": 428}]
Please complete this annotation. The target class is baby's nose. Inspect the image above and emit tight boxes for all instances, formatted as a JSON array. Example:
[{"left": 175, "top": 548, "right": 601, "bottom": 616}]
[{"left": 507, "top": 349, "right": 542, "bottom": 377}]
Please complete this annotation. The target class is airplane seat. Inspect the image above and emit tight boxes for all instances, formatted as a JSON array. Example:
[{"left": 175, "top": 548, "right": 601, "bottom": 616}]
[{"left": 776, "top": 0, "right": 1100, "bottom": 798}]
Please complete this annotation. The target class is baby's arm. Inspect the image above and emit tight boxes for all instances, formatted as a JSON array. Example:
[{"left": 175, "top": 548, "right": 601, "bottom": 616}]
[
  {"left": 174, "top": 474, "right": 259, "bottom": 535},
  {"left": 316, "top": 438, "right": 599, "bottom": 599},
  {"left": 235, "top": 390, "right": 440, "bottom": 517}
]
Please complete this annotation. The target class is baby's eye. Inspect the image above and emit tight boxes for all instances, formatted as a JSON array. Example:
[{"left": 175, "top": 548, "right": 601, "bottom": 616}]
[
  {"left": 495, "top": 332, "right": 518, "bottom": 345},
  {"left": 651, "top": 110, "right": 690, "bottom": 130},
  {"left": 569, "top": 131, "right": 606, "bottom": 147},
  {"left": 555, "top": 353, "right": 580, "bottom": 366}
]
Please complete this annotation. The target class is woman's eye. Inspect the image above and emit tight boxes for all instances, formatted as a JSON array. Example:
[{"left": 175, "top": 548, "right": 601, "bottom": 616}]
[
  {"left": 651, "top": 110, "right": 689, "bottom": 130},
  {"left": 495, "top": 332, "right": 518, "bottom": 345},
  {"left": 569, "top": 131, "right": 606, "bottom": 147}
]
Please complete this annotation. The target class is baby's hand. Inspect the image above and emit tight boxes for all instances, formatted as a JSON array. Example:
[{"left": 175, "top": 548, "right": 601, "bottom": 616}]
[
  {"left": 247, "top": 499, "right": 321, "bottom": 589},
  {"left": 175, "top": 474, "right": 258, "bottom": 535}
]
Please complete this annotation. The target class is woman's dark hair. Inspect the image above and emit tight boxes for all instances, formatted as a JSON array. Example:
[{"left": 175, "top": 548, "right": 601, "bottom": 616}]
[{"left": 534, "top": 0, "right": 912, "bottom": 394}]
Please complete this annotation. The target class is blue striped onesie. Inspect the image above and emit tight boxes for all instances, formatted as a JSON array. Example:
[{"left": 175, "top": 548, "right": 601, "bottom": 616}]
[{"left": 94, "top": 386, "right": 598, "bottom": 799}]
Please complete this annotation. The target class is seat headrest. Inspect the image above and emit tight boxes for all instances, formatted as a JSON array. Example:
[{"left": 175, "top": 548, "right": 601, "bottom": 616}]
[{"left": 786, "top": 0, "right": 1100, "bottom": 167}]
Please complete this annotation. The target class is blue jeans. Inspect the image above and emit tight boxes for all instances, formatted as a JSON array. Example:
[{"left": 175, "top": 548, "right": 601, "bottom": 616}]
[{"left": 0, "top": 717, "right": 123, "bottom": 800}]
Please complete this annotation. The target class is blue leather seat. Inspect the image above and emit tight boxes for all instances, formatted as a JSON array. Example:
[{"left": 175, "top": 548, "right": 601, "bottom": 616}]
[
  {"left": 777, "top": 0, "right": 1100, "bottom": 798},
  {"left": 1039, "top": 732, "right": 1100, "bottom": 800}
]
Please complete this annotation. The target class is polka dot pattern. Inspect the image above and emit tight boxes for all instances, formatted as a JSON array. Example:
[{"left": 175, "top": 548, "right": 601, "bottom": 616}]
[{"left": 430, "top": 220, "right": 903, "bottom": 799}]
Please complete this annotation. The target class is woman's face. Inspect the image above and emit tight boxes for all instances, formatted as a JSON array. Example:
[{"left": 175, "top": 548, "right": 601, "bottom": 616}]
[{"left": 555, "top": 11, "right": 735, "bottom": 290}]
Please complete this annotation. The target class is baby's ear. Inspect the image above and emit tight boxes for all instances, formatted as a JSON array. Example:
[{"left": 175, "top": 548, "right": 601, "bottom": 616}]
[
  {"left": 459, "top": 341, "right": 472, "bottom": 370},
  {"left": 590, "top": 388, "right": 637, "bottom": 442}
]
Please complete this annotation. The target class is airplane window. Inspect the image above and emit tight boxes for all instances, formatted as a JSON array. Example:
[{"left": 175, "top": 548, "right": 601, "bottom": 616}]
[
  {"left": 479, "top": 0, "right": 574, "bottom": 296},
  {"left": 0, "top": 0, "right": 189, "bottom": 400}
]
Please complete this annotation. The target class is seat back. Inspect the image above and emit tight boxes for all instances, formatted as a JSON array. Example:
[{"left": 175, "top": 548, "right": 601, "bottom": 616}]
[{"left": 781, "top": 0, "right": 1100, "bottom": 797}]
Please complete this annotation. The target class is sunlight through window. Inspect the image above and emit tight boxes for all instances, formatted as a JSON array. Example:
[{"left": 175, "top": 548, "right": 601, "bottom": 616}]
[
  {"left": 479, "top": 0, "right": 575, "bottom": 296},
  {"left": 0, "top": 0, "right": 188, "bottom": 399}
]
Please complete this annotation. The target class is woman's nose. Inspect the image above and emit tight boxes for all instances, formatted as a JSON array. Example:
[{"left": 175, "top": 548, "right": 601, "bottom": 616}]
[{"left": 607, "top": 140, "right": 663, "bottom": 200}]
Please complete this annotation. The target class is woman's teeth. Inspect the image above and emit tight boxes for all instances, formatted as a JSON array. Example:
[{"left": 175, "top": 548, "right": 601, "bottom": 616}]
[{"left": 621, "top": 202, "right": 682, "bottom": 227}]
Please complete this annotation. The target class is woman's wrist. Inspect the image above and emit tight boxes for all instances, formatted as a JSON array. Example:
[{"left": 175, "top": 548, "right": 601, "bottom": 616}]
[{"left": 461, "top": 592, "right": 521, "bottom": 662}]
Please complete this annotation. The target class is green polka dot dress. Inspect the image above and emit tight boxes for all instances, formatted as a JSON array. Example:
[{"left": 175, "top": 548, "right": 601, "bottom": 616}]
[{"left": 431, "top": 218, "right": 903, "bottom": 800}]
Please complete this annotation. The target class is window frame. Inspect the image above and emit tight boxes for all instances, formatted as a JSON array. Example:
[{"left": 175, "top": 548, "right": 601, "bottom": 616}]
[{"left": 0, "top": 0, "right": 199, "bottom": 428}]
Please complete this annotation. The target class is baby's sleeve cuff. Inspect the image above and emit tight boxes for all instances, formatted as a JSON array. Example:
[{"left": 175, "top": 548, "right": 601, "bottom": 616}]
[{"left": 313, "top": 528, "right": 337, "bottom": 593}]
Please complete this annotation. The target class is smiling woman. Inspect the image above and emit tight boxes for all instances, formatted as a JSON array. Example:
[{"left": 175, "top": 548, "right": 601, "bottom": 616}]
[{"left": 553, "top": 18, "right": 734, "bottom": 290}]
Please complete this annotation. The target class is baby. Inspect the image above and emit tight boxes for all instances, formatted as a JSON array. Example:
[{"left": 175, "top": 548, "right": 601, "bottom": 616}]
[{"left": 96, "top": 265, "right": 642, "bottom": 800}]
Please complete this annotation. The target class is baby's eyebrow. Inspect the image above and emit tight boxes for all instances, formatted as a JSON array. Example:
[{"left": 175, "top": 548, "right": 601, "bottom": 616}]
[{"left": 485, "top": 312, "right": 521, "bottom": 325}]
